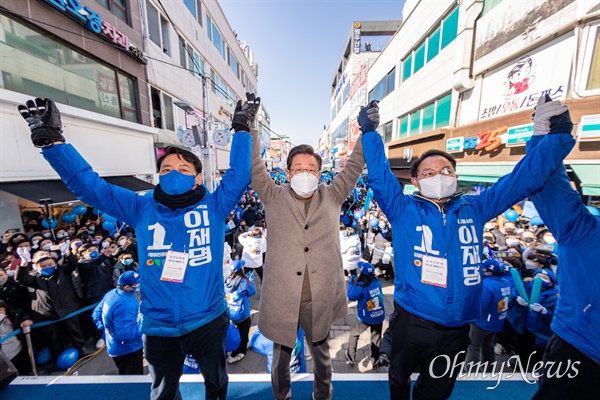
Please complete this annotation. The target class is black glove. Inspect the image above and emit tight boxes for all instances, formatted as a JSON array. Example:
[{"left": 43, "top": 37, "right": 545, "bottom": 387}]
[
  {"left": 231, "top": 92, "right": 261, "bottom": 133},
  {"left": 358, "top": 100, "right": 380, "bottom": 134},
  {"left": 18, "top": 98, "right": 65, "bottom": 148},
  {"left": 532, "top": 94, "right": 573, "bottom": 135}
]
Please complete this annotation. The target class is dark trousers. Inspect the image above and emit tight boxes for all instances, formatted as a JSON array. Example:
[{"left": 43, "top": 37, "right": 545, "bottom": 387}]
[
  {"left": 144, "top": 311, "right": 229, "bottom": 400},
  {"left": 113, "top": 348, "right": 144, "bottom": 375},
  {"left": 532, "top": 334, "right": 599, "bottom": 400},
  {"left": 231, "top": 317, "right": 251, "bottom": 357},
  {"left": 34, "top": 313, "right": 86, "bottom": 359},
  {"left": 465, "top": 324, "right": 497, "bottom": 367},
  {"left": 10, "top": 345, "right": 33, "bottom": 375},
  {"left": 348, "top": 319, "right": 382, "bottom": 360},
  {"left": 389, "top": 303, "right": 470, "bottom": 400}
]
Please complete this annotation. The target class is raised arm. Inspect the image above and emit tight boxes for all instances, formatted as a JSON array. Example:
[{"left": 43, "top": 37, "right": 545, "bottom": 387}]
[
  {"left": 526, "top": 136, "right": 600, "bottom": 244},
  {"left": 475, "top": 96, "right": 575, "bottom": 222},
  {"left": 17, "top": 98, "right": 143, "bottom": 227},
  {"left": 330, "top": 136, "right": 365, "bottom": 204},
  {"left": 360, "top": 102, "right": 405, "bottom": 222},
  {"left": 250, "top": 129, "right": 280, "bottom": 203}
]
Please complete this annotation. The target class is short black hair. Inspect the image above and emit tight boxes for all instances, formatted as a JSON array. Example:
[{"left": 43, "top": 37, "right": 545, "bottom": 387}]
[
  {"left": 156, "top": 146, "right": 203, "bottom": 174},
  {"left": 410, "top": 150, "right": 457, "bottom": 178},
  {"left": 287, "top": 144, "right": 322, "bottom": 171}
]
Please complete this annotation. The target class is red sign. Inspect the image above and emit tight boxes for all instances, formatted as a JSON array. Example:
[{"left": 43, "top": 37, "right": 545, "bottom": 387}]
[{"left": 348, "top": 119, "right": 361, "bottom": 151}]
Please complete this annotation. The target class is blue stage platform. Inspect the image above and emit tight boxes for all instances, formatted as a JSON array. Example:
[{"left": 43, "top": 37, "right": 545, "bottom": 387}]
[{"left": 3, "top": 373, "right": 538, "bottom": 399}]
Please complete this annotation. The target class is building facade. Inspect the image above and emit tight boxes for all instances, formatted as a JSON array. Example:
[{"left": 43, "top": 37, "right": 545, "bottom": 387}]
[{"left": 0, "top": 0, "right": 261, "bottom": 233}]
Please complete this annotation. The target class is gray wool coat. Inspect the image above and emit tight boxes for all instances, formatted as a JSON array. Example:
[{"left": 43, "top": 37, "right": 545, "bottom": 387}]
[{"left": 250, "top": 131, "right": 365, "bottom": 347}]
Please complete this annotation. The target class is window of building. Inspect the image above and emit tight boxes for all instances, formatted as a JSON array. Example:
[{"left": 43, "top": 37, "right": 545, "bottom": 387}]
[
  {"left": 0, "top": 15, "right": 139, "bottom": 122},
  {"left": 193, "top": 52, "right": 204, "bottom": 79},
  {"left": 435, "top": 93, "right": 451, "bottom": 128},
  {"left": 409, "top": 109, "right": 421, "bottom": 136},
  {"left": 383, "top": 121, "right": 393, "bottom": 143},
  {"left": 150, "top": 87, "right": 174, "bottom": 130},
  {"left": 422, "top": 103, "right": 435, "bottom": 133},
  {"left": 441, "top": 6, "right": 459, "bottom": 49},
  {"left": 401, "top": 6, "right": 458, "bottom": 83},
  {"left": 398, "top": 115, "right": 409, "bottom": 139},
  {"left": 96, "top": 0, "right": 128, "bottom": 23},
  {"left": 427, "top": 26, "right": 440, "bottom": 62},
  {"left": 586, "top": 28, "right": 600, "bottom": 90},
  {"left": 210, "top": 69, "right": 216, "bottom": 93},
  {"left": 183, "top": 0, "right": 196, "bottom": 18},
  {"left": 147, "top": 3, "right": 171, "bottom": 55},
  {"left": 402, "top": 53, "right": 412, "bottom": 82},
  {"left": 413, "top": 41, "right": 426, "bottom": 74},
  {"left": 387, "top": 68, "right": 396, "bottom": 94},
  {"left": 228, "top": 47, "right": 239, "bottom": 78},
  {"left": 369, "top": 68, "right": 396, "bottom": 102},
  {"left": 206, "top": 14, "right": 225, "bottom": 59},
  {"left": 178, "top": 35, "right": 187, "bottom": 67}
]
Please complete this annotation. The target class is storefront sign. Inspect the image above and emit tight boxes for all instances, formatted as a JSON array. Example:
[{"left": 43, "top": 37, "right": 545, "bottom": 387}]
[
  {"left": 353, "top": 22, "right": 361, "bottom": 54},
  {"left": 349, "top": 64, "right": 367, "bottom": 121},
  {"left": 506, "top": 123, "right": 534, "bottom": 147},
  {"left": 446, "top": 137, "right": 464, "bottom": 153},
  {"left": 43, "top": 0, "right": 145, "bottom": 63},
  {"left": 478, "top": 35, "right": 573, "bottom": 121},
  {"left": 463, "top": 126, "right": 507, "bottom": 152},
  {"left": 578, "top": 115, "right": 600, "bottom": 141},
  {"left": 97, "top": 72, "right": 119, "bottom": 114},
  {"left": 348, "top": 118, "right": 361, "bottom": 151},
  {"left": 403, "top": 184, "right": 416, "bottom": 195},
  {"left": 219, "top": 106, "right": 232, "bottom": 118}
]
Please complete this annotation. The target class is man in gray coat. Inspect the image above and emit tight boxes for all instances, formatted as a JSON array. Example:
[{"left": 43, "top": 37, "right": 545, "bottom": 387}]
[{"left": 250, "top": 107, "right": 374, "bottom": 399}]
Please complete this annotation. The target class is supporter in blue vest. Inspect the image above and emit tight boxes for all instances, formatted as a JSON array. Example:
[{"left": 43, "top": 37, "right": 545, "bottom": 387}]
[
  {"left": 224, "top": 260, "right": 256, "bottom": 364},
  {"left": 345, "top": 261, "right": 385, "bottom": 367},
  {"left": 465, "top": 259, "right": 511, "bottom": 366},
  {"left": 92, "top": 271, "right": 142, "bottom": 375},
  {"left": 360, "top": 95, "right": 574, "bottom": 399},
  {"left": 17, "top": 94, "right": 258, "bottom": 400}
]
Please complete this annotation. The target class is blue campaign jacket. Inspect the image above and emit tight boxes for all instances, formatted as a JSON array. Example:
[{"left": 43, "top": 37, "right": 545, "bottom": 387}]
[
  {"left": 475, "top": 275, "right": 511, "bottom": 332},
  {"left": 92, "top": 288, "right": 142, "bottom": 357},
  {"left": 224, "top": 275, "right": 256, "bottom": 323},
  {"left": 362, "top": 131, "right": 574, "bottom": 327},
  {"left": 347, "top": 276, "right": 385, "bottom": 325},
  {"left": 43, "top": 132, "right": 252, "bottom": 337},
  {"left": 527, "top": 134, "right": 600, "bottom": 362}
]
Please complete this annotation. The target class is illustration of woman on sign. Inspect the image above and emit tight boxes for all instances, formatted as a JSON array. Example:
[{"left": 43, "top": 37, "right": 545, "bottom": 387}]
[{"left": 504, "top": 55, "right": 536, "bottom": 99}]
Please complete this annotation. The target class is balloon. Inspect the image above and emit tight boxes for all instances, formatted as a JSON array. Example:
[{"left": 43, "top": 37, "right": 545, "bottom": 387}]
[
  {"left": 42, "top": 217, "right": 58, "bottom": 229},
  {"left": 56, "top": 348, "right": 80, "bottom": 370},
  {"left": 351, "top": 221, "right": 357, "bottom": 229},
  {"left": 586, "top": 205, "right": 600, "bottom": 216},
  {"left": 102, "top": 221, "right": 116, "bottom": 231},
  {"left": 369, "top": 218, "right": 379, "bottom": 228},
  {"left": 353, "top": 210, "right": 364, "bottom": 220},
  {"left": 62, "top": 212, "right": 77, "bottom": 224},
  {"left": 103, "top": 214, "right": 117, "bottom": 223},
  {"left": 35, "top": 347, "right": 52, "bottom": 365},
  {"left": 529, "top": 215, "right": 544, "bottom": 226},
  {"left": 504, "top": 209, "right": 518, "bottom": 222},
  {"left": 92, "top": 208, "right": 102, "bottom": 216},
  {"left": 72, "top": 205, "right": 87, "bottom": 215}
]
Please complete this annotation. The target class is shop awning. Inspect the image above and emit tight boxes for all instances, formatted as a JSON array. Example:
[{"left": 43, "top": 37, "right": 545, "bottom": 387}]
[
  {"left": 571, "top": 164, "right": 600, "bottom": 196},
  {"left": 0, "top": 176, "right": 154, "bottom": 205},
  {"left": 456, "top": 165, "right": 516, "bottom": 183}
]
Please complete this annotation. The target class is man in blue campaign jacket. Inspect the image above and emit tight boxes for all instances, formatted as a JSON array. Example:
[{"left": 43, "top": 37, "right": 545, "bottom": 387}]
[
  {"left": 465, "top": 259, "right": 511, "bottom": 366},
  {"left": 360, "top": 96, "right": 575, "bottom": 399},
  {"left": 17, "top": 94, "right": 259, "bottom": 400},
  {"left": 526, "top": 109, "right": 600, "bottom": 400},
  {"left": 92, "top": 271, "right": 143, "bottom": 375}
]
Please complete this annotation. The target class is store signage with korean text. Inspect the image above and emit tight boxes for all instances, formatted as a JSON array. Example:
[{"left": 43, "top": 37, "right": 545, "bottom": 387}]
[
  {"left": 446, "top": 137, "right": 464, "bottom": 153},
  {"left": 506, "top": 124, "right": 534, "bottom": 147},
  {"left": 348, "top": 119, "right": 361, "bottom": 151},
  {"left": 97, "top": 73, "right": 119, "bottom": 113},
  {"left": 479, "top": 35, "right": 573, "bottom": 121},
  {"left": 578, "top": 115, "right": 600, "bottom": 141},
  {"left": 353, "top": 22, "right": 361, "bottom": 54},
  {"left": 43, "top": 0, "right": 145, "bottom": 63}
]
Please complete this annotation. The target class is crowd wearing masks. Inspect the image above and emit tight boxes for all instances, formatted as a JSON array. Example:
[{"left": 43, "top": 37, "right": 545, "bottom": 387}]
[{"left": 0, "top": 92, "right": 596, "bottom": 400}]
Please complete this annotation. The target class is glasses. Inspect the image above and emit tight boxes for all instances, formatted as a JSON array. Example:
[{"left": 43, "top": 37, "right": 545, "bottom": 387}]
[
  {"left": 418, "top": 166, "right": 455, "bottom": 179},
  {"left": 289, "top": 168, "right": 319, "bottom": 175}
]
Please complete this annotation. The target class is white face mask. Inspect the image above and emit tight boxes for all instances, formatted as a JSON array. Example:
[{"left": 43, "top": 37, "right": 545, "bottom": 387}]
[
  {"left": 484, "top": 223, "right": 495, "bottom": 230},
  {"left": 101, "top": 242, "right": 110, "bottom": 249},
  {"left": 118, "top": 239, "right": 127, "bottom": 246},
  {"left": 0, "top": 312, "right": 5, "bottom": 321},
  {"left": 506, "top": 239, "right": 520, "bottom": 247},
  {"left": 41, "top": 244, "right": 52, "bottom": 251},
  {"left": 418, "top": 175, "right": 457, "bottom": 200},
  {"left": 543, "top": 236, "right": 556, "bottom": 245},
  {"left": 290, "top": 172, "right": 319, "bottom": 196}
]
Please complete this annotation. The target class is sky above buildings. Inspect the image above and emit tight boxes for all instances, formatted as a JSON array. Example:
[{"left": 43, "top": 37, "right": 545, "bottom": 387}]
[{"left": 219, "top": 0, "right": 406, "bottom": 147}]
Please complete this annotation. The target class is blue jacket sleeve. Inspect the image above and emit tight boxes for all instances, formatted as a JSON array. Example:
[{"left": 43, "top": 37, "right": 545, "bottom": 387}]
[
  {"left": 361, "top": 131, "right": 406, "bottom": 223},
  {"left": 473, "top": 134, "right": 575, "bottom": 223},
  {"left": 246, "top": 280, "right": 256, "bottom": 297},
  {"left": 211, "top": 132, "right": 252, "bottom": 221},
  {"left": 526, "top": 136, "right": 600, "bottom": 244},
  {"left": 92, "top": 299, "right": 105, "bottom": 331},
  {"left": 347, "top": 282, "right": 363, "bottom": 302},
  {"left": 42, "top": 144, "right": 144, "bottom": 227},
  {"left": 480, "top": 283, "right": 493, "bottom": 312}
]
